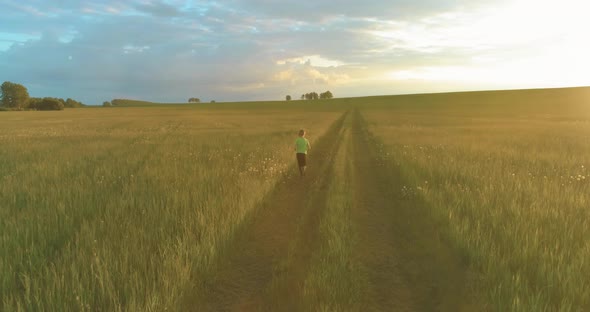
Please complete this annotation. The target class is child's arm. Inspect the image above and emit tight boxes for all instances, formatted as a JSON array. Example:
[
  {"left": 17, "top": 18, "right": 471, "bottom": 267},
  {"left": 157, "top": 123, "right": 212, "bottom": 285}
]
[{"left": 307, "top": 140, "right": 311, "bottom": 150}]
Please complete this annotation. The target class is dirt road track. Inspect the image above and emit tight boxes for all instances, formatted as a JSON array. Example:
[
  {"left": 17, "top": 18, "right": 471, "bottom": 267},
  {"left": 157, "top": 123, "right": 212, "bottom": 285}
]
[
  {"left": 183, "top": 112, "right": 348, "bottom": 311},
  {"left": 351, "top": 110, "right": 476, "bottom": 311},
  {"left": 183, "top": 109, "right": 478, "bottom": 311}
]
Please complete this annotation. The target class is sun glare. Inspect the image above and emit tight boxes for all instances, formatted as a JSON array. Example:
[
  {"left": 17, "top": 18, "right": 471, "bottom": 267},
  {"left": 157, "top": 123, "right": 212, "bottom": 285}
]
[{"left": 385, "top": 0, "right": 590, "bottom": 88}]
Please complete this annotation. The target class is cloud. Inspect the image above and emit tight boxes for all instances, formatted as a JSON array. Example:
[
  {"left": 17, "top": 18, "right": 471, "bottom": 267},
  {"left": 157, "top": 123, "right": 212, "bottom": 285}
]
[
  {"left": 220, "top": 0, "right": 503, "bottom": 22},
  {"left": 273, "top": 59, "right": 350, "bottom": 85},
  {"left": 0, "top": 0, "right": 587, "bottom": 104},
  {"left": 276, "top": 55, "right": 344, "bottom": 67},
  {"left": 134, "top": 1, "right": 181, "bottom": 17}
]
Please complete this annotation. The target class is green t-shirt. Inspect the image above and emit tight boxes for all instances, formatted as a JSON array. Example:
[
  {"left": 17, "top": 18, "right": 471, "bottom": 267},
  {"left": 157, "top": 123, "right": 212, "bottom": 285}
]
[{"left": 295, "top": 137, "right": 310, "bottom": 154}]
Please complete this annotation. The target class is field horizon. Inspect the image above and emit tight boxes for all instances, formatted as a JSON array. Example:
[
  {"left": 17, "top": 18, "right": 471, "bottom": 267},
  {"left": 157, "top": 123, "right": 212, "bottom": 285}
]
[
  {"left": 2, "top": 86, "right": 589, "bottom": 311},
  {"left": 74, "top": 85, "right": 590, "bottom": 107}
]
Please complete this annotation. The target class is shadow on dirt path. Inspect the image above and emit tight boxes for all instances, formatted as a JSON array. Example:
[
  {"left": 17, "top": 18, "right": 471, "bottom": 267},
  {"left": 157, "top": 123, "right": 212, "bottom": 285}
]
[
  {"left": 182, "top": 111, "right": 349, "bottom": 311},
  {"left": 351, "top": 109, "right": 478, "bottom": 312}
]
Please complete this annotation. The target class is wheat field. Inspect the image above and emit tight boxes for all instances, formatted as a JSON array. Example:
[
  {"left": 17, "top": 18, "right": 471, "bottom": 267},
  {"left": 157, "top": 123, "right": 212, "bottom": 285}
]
[{"left": 2, "top": 88, "right": 589, "bottom": 311}]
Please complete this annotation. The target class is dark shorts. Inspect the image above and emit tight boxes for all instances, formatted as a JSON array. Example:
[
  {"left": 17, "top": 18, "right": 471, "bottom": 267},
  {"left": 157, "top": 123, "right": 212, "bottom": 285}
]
[{"left": 296, "top": 153, "right": 307, "bottom": 167}]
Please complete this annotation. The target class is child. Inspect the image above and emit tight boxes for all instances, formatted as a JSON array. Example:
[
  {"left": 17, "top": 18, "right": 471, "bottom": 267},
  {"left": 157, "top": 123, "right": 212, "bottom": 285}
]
[{"left": 295, "top": 129, "right": 311, "bottom": 176}]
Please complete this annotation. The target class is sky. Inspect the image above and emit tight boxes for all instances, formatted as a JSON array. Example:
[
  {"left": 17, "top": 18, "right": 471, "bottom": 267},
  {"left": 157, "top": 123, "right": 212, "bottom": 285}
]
[{"left": 1, "top": 0, "right": 589, "bottom": 104}]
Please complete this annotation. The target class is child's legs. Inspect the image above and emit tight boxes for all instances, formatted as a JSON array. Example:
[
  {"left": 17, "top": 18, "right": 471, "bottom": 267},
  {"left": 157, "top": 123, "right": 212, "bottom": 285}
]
[{"left": 296, "top": 153, "right": 307, "bottom": 176}]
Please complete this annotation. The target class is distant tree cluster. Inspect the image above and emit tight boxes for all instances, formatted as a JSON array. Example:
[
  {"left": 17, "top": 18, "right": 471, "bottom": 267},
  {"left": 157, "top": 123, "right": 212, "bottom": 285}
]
[
  {"left": 28, "top": 97, "right": 80, "bottom": 110},
  {"left": 1, "top": 81, "right": 85, "bottom": 111},
  {"left": 302, "top": 92, "right": 319, "bottom": 100},
  {"left": 64, "top": 98, "right": 85, "bottom": 108},
  {"left": 189, "top": 98, "right": 217, "bottom": 104},
  {"left": 300, "top": 91, "right": 333, "bottom": 100},
  {"left": 28, "top": 98, "right": 65, "bottom": 111},
  {"left": 320, "top": 91, "right": 334, "bottom": 99},
  {"left": 286, "top": 95, "right": 292, "bottom": 101}
]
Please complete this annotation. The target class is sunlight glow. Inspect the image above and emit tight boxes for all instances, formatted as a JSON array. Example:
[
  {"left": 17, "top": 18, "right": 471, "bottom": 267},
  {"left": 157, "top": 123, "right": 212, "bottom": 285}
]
[
  {"left": 382, "top": 0, "right": 590, "bottom": 88},
  {"left": 276, "top": 55, "right": 344, "bottom": 68}
]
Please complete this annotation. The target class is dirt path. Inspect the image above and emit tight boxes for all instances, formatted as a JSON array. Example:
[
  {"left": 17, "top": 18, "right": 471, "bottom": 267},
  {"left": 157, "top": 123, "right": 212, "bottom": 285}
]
[
  {"left": 183, "top": 111, "right": 348, "bottom": 311},
  {"left": 351, "top": 109, "right": 476, "bottom": 311},
  {"left": 184, "top": 109, "right": 477, "bottom": 311}
]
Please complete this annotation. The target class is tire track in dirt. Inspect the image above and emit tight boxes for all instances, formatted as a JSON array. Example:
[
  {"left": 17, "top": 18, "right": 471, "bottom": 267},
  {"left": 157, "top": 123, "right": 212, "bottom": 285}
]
[
  {"left": 351, "top": 109, "right": 477, "bottom": 311},
  {"left": 183, "top": 111, "right": 349, "bottom": 311}
]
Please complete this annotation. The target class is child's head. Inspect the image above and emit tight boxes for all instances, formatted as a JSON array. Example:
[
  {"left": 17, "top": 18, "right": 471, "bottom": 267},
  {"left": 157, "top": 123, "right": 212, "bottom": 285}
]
[{"left": 298, "top": 129, "right": 305, "bottom": 137}]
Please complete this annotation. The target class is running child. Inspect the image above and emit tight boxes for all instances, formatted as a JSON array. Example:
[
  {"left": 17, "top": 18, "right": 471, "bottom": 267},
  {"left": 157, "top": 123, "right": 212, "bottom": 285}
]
[{"left": 295, "top": 129, "right": 311, "bottom": 176}]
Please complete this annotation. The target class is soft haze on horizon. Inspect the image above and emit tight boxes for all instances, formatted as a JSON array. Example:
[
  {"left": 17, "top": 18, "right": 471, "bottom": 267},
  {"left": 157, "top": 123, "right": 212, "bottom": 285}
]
[{"left": 1, "top": 0, "right": 589, "bottom": 104}]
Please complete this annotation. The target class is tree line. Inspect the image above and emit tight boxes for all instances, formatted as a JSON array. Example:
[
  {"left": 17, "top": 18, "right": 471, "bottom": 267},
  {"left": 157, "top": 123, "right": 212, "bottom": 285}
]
[
  {"left": 306, "top": 90, "right": 334, "bottom": 100},
  {"left": 188, "top": 98, "right": 217, "bottom": 104},
  {"left": 286, "top": 90, "right": 334, "bottom": 101},
  {"left": 1, "top": 81, "right": 86, "bottom": 111}
]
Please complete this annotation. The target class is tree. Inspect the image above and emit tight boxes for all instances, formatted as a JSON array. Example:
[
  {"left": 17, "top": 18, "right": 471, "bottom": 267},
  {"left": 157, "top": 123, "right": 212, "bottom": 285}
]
[
  {"left": 188, "top": 97, "right": 201, "bottom": 103},
  {"left": 103, "top": 101, "right": 112, "bottom": 107},
  {"left": 55, "top": 98, "right": 67, "bottom": 108},
  {"left": 320, "top": 90, "right": 334, "bottom": 99},
  {"left": 1, "top": 81, "right": 30, "bottom": 109},
  {"left": 304, "top": 92, "right": 319, "bottom": 100},
  {"left": 301, "top": 91, "right": 331, "bottom": 100},
  {"left": 30, "top": 98, "right": 64, "bottom": 111},
  {"left": 28, "top": 97, "right": 42, "bottom": 109},
  {"left": 286, "top": 95, "right": 292, "bottom": 101},
  {"left": 65, "top": 98, "right": 84, "bottom": 108}
]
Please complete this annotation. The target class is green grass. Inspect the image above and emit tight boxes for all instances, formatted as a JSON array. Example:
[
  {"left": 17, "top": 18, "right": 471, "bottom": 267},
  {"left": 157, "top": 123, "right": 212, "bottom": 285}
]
[
  {"left": 361, "top": 86, "right": 590, "bottom": 311},
  {"left": 301, "top": 116, "right": 365, "bottom": 311},
  {"left": 0, "top": 105, "right": 343, "bottom": 310},
  {"left": 1, "top": 86, "right": 589, "bottom": 311}
]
